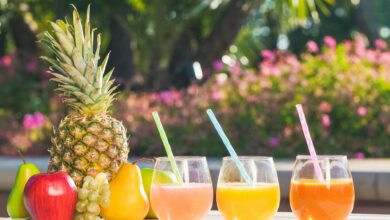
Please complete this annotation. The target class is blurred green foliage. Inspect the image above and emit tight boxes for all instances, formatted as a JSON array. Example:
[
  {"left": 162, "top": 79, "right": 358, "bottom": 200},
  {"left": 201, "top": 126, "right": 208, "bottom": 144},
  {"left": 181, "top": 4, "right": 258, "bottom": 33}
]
[
  {"left": 1, "top": 0, "right": 336, "bottom": 76},
  {"left": 2, "top": 0, "right": 390, "bottom": 158}
]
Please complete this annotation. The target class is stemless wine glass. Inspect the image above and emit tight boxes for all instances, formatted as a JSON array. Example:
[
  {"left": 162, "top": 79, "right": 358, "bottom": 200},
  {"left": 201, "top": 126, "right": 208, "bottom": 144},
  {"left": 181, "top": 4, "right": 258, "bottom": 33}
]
[
  {"left": 290, "top": 155, "right": 355, "bottom": 220},
  {"left": 150, "top": 156, "right": 213, "bottom": 220},
  {"left": 216, "top": 156, "right": 280, "bottom": 220}
]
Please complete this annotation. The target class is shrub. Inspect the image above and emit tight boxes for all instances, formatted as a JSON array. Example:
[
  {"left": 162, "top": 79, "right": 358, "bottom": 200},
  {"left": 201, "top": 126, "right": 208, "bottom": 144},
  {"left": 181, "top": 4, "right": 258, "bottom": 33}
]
[
  {"left": 118, "top": 34, "right": 390, "bottom": 158},
  {"left": 2, "top": 34, "right": 390, "bottom": 158},
  {"left": 0, "top": 52, "right": 55, "bottom": 155}
]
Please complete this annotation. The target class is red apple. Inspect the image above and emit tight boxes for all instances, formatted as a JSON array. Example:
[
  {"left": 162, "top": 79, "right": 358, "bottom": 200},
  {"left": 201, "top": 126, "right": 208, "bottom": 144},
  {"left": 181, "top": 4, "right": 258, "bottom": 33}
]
[{"left": 23, "top": 171, "right": 77, "bottom": 220}]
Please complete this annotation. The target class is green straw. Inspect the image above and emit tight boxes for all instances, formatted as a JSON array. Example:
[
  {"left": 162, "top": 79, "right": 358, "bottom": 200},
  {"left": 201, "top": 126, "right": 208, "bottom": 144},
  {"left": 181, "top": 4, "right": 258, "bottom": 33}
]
[
  {"left": 206, "top": 109, "right": 254, "bottom": 185},
  {"left": 152, "top": 111, "right": 183, "bottom": 185}
]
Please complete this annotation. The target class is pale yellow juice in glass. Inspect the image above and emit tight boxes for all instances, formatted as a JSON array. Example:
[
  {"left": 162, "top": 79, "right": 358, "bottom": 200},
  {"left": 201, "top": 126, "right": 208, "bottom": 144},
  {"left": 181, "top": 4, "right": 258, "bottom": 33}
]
[
  {"left": 217, "top": 183, "right": 280, "bottom": 220},
  {"left": 151, "top": 183, "right": 213, "bottom": 220}
]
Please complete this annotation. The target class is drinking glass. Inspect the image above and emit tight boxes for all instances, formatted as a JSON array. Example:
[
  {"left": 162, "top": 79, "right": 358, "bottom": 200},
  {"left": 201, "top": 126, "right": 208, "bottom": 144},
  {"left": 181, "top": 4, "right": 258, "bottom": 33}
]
[
  {"left": 150, "top": 156, "right": 213, "bottom": 220},
  {"left": 216, "top": 156, "right": 280, "bottom": 220},
  {"left": 290, "top": 155, "right": 355, "bottom": 220}
]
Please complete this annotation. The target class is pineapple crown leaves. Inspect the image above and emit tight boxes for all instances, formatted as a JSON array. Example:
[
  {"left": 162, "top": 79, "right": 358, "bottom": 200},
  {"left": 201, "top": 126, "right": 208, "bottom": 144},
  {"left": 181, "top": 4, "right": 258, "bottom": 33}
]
[{"left": 39, "top": 5, "right": 118, "bottom": 115}]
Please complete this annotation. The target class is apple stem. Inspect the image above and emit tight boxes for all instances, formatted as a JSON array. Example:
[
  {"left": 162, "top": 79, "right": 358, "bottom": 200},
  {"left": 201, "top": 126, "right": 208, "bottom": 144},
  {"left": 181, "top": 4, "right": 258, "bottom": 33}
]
[
  {"left": 17, "top": 150, "right": 26, "bottom": 164},
  {"left": 133, "top": 158, "right": 156, "bottom": 165}
]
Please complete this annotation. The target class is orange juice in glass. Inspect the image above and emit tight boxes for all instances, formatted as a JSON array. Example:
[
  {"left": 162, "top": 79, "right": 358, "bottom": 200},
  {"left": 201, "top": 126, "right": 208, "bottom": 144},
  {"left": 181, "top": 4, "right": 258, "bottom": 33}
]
[
  {"left": 150, "top": 156, "right": 213, "bottom": 220},
  {"left": 217, "top": 157, "right": 280, "bottom": 220},
  {"left": 290, "top": 155, "right": 355, "bottom": 220}
]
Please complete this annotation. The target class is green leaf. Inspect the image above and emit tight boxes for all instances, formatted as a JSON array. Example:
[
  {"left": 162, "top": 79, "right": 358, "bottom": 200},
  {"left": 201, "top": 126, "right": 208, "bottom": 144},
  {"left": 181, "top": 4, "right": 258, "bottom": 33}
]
[
  {"left": 51, "top": 22, "right": 74, "bottom": 56},
  {"left": 314, "top": 0, "right": 331, "bottom": 15},
  {"left": 61, "top": 63, "right": 94, "bottom": 94},
  {"left": 127, "top": 0, "right": 145, "bottom": 11},
  {"left": 99, "top": 52, "right": 110, "bottom": 74},
  {"left": 83, "top": 5, "right": 91, "bottom": 61},
  {"left": 72, "top": 5, "right": 84, "bottom": 55},
  {"left": 84, "top": 61, "right": 96, "bottom": 85},
  {"left": 50, "top": 72, "right": 74, "bottom": 85},
  {"left": 40, "top": 56, "right": 65, "bottom": 73}
]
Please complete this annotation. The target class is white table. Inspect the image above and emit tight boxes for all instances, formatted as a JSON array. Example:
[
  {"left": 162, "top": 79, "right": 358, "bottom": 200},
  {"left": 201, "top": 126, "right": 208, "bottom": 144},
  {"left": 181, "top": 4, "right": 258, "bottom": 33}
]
[
  {"left": 205, "top": 211, "right": 390, "bottom": 220},
  {"left": 2, "top": 212, "right": 390, "bottom": 220}
]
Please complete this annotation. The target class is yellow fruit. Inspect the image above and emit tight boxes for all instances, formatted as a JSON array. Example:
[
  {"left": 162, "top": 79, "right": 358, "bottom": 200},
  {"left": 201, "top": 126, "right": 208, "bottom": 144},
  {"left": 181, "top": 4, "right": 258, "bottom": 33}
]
[{"left": 101, "top": 163, "right": 149, "bottom": 220}]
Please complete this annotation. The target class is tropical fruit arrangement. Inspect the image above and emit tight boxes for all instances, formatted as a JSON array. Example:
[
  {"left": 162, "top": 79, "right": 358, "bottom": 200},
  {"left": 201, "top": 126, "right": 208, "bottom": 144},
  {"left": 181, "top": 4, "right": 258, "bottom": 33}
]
[
  {"left": 5, "top": 4, "right": 358, "bottom": 220},
  {"left": 6, "top": 6, "right": 158, "bottom": 220}
]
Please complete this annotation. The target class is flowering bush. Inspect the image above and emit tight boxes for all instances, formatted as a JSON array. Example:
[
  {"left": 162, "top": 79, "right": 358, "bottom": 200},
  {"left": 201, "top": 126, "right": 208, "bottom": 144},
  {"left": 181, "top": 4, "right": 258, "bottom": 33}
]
[
  {"left": 0, "top": 52, "right": 55, "bottom": 155},
  {"left": 118, "top": 34, "right": 390, "bottom": 158},
  {"left": 2, "top": 34, "right": 390, "bottom": 158}
]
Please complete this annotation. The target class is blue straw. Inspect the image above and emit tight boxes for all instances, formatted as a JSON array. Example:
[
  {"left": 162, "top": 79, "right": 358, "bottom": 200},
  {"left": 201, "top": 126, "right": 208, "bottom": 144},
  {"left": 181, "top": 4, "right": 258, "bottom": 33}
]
[{"left": 206, "top": 109, "right": 254, "bottom": 185}]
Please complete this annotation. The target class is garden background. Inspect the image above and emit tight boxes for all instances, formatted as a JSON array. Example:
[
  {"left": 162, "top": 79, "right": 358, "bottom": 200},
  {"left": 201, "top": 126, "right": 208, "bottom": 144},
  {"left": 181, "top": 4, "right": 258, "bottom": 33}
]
[{"left": 1, "top": 0, "right": 390, "bottom": 159}]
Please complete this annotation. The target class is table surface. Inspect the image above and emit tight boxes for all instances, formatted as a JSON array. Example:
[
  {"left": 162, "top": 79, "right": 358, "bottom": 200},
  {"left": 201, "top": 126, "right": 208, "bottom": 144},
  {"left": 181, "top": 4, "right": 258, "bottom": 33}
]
[
  {"left": 205, "top": 211, "right": 390, "bottom": 220},
  {"left": 2, "top": 211, "right": 390, "bottom": 220}
]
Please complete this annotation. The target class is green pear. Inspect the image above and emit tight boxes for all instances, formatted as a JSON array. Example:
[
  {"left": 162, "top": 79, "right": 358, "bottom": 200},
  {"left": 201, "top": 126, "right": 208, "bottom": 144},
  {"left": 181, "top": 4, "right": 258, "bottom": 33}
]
[
  {"left": 7, "top": 153, "right": 40, "bottom": 218},
  {"left": 140, "top": 168, "right": 175, "bottom": 219}
]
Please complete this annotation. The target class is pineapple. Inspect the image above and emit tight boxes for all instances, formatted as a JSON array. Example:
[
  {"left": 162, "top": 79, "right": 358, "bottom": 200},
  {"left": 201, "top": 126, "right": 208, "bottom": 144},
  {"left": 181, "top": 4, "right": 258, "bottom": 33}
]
[{"left": 39, "top": 6, "right": 129, "bottom": 185}]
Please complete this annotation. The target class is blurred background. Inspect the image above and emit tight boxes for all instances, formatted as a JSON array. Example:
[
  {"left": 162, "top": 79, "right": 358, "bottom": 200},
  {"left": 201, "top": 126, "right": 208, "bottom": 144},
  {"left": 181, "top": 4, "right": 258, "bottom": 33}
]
[{"left": 1, "top": 0, "right": 390, "bottom": 158}]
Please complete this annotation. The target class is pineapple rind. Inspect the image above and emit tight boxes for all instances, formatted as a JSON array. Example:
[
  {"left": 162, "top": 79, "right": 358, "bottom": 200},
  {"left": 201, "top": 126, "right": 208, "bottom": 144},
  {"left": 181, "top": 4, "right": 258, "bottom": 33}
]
[{"left": 48, "top": 114, "right": 128, "bottom": 186}]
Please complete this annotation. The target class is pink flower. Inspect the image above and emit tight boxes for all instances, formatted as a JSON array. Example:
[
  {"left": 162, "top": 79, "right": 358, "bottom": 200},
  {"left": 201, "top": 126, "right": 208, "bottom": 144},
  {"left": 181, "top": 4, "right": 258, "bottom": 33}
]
[
  {"left": 228, "top": 62, "right": 241, "bottom": 76},
  {"left": 379, "top": 52, "right": 390, "bottom": 64},
  {"left": 354, "top": 34, "right": 366, "bottom": 56},
  {"left": 260, "top": 61, "right": 280, "bottom": 76},
  {"left": 26, "top": 58, "right": 38, "bottom": 72},
  {"left": 268, "top": 137, "right": 279, "bottom": 148},
  {"left": 343, "top": 40, "right": 353, "bottom": 52},
  {"left": 157, "top": 90, "right": 182, "bottom": 106},
  {"left": 23, "top": 112, "right": 45, "bottom": 129},
  {"left": 306, "top": 41, "right": 319, "bottom": 53},
  {"left": 357, "top": 106, "right": 367, "bottom": 117},
  {"left": 283, "top": 127, "right": 292, "bottom": 137},
  {"left": 284, "top": 55, "right": 301, "bottom": 72},
  {"left": 324, "top": 36, "right": 336, "bottom": 48},
  {"left": 375, "top": 39, "right": 387, "bottom": 50},
  {"left": 318, "top": 101, "right": 332, "bottom": 113},
  {"left": 353, "top": 152, "right": 365, "bottom": 159},
  {"left": 0, "top": 55, "right": 12, "bottom": 67},
  {"left": 321, "top": 114, "right": 331, "bottom": 127},
  {"left": 261, "top": 50, "right": 276, "bottom": 62},
  {"left": 213, "top": 60, "right": 224, "bottom": 71},
  {"left": 215, "top": 73, "right": 228, "bottom": 85},
  {"left": 211, "top": 89, "right": 224, "bottom": 101},
  {"left": 9, "top": 133, "right": 32, "bottom": 150},
  {"left": 366, "top": 50, "right": 376, "bottom": 62}
]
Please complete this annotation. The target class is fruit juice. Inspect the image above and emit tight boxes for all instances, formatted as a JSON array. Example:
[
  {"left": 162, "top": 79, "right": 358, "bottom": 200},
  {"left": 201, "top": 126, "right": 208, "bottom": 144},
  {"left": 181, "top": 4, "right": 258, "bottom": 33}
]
[
  {"left": 290, "top": 179, "right": 355, "bottom": 220},
  {"left": 216, "top": 183, "right": 280, "bottom": 220},
  {"left": 150, "top": 183, "right": 213, "bottom": 220}
]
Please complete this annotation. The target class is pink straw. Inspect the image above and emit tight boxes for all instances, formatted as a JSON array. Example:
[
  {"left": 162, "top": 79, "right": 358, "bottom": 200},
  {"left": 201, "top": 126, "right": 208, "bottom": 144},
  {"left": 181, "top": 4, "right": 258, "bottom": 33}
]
[{"left": 296, "top": 104, "right": 324, "bottom": 182}]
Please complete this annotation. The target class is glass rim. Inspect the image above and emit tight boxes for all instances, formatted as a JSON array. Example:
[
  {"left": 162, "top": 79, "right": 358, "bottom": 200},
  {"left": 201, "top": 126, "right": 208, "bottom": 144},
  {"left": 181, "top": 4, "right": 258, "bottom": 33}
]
[
  {"left": 222, "top": 156, "right": 274, "bottom": 161},
  {"left": 296, "top": 155, "right": 347, "bottom": 160},
  {"left": 155, "top": 156, "right": 207, "bottom": 161}
]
